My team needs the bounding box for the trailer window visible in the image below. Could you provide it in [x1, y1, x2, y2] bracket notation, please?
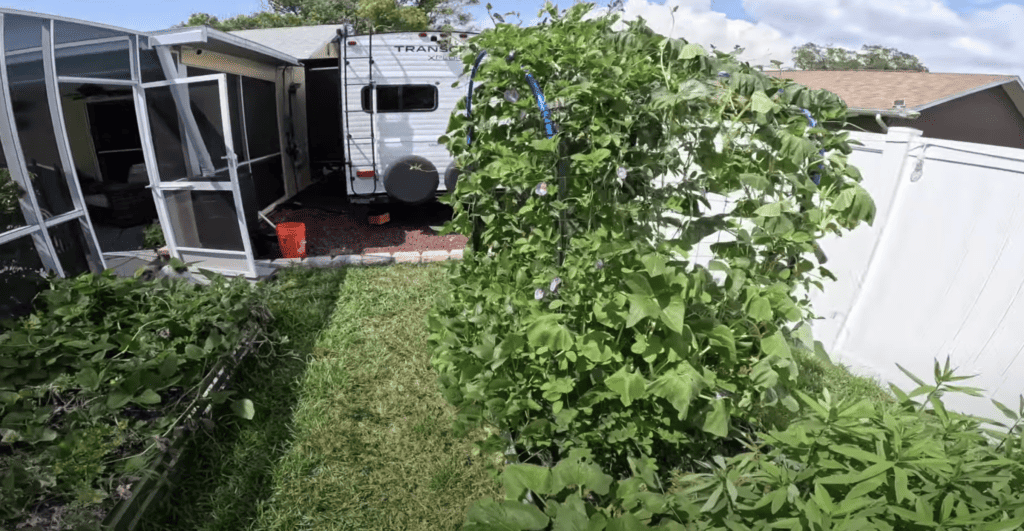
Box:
[361, 85, 438, 112]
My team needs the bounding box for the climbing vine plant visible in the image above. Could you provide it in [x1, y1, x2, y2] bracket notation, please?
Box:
[428, 2, 876, 478]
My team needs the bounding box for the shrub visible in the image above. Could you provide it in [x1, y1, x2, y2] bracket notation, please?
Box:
[427, 1, 874, 479]
[0, 268, 281, 527]
[464, 359, 1024, 530]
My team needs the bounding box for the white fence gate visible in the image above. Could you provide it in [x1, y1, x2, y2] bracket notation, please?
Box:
[809, 127, 1024, 424]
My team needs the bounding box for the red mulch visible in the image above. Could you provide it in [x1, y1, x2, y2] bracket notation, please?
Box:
[265, 203, 468, 257]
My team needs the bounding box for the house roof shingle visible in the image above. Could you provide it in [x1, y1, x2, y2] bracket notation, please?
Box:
[762, 70, 1020, 113]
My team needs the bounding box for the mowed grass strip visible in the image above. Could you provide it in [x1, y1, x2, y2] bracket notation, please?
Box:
[248, 263, 501, 531]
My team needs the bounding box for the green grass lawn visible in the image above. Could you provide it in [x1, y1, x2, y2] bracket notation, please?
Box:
[140, 261, 896, 530]
[141, 263, 501, 531]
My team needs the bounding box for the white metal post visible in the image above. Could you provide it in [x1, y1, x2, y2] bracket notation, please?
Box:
[43, 19, 109, 274]
[132, 35, 183, 261]
[0, 15, 63, 277]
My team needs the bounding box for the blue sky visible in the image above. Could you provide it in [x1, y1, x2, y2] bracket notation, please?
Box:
[1, 0, 1022, 75]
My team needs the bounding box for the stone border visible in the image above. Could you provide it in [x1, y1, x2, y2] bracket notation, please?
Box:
[262, 248, 464, 269]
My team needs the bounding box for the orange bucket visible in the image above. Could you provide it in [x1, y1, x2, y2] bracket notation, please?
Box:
[276, 222, 307, 258]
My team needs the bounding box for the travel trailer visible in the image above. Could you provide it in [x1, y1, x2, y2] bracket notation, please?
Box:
[232, 27, 477, 205]
[337, 31, 476, 205]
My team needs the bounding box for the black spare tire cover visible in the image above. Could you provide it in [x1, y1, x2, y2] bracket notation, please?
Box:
[444, 164, 459, 194]
[384, 156, 439, 204]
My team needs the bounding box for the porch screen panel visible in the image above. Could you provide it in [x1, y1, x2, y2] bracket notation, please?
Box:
[52, 21, 129, 45]
[143, 84, 190, 181]
[250, 155, 284, 210]
[47, 218, 92, 277]
[187, 68, 244, 163]
[242, 76, 279, 158]
[186, 81, 229, 177]
[4, 15, 74, 219]
[54, 39, 131, 80]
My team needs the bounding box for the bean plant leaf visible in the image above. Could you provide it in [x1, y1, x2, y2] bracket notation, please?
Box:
[527, 314, 574, 352]
[605, 367, 647, 407]
[702, 398, 730, 437]
[133, 389, 161, 405]
[750, 90, 776, 114]
[464, 498, 550, 530]
[76, 367, 100, 390]
[503, 464, 553, 500]
[678, 43, 707, 59]
[647, 363, 704, 420]
[761, 331, 792, 359]
[231, 398, 255, 420]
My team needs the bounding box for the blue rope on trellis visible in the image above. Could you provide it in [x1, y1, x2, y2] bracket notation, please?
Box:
[464, 49, 570, 267]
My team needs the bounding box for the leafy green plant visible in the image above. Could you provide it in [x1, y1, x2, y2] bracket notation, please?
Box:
[143, 222, 166, 249]
[464, 359, 1024, 530]
[427, 2, 874, 479]
[0, 268, 282, 528]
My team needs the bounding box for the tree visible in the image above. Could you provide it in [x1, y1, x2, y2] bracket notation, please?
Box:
[791, 42, 928, 72]
[183, 0, 478, 33]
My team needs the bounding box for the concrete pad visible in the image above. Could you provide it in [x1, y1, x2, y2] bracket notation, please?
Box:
[449, 249, 463, 260]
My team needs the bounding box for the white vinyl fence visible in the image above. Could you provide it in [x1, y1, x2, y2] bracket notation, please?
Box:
[655, 126, 1024, 424]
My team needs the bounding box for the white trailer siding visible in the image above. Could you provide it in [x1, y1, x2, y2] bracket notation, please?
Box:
[341, 33, 472, 203]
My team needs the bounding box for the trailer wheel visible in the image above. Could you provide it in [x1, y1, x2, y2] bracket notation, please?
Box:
[383, 156, 439, 205]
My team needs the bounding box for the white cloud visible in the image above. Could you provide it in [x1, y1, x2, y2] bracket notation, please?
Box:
[612, 0, 804, 70]
[742, 0, 1024, 75]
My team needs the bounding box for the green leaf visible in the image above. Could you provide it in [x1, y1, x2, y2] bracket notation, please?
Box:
[647, 362, 704, 420]
[754, 202, 787, 217]
[706, 325, 736, 359]
[659, 298, 686, 334]
[750, 90, 776, 114]
[76, 367, 100, 390]
[747, 296, 772, 322]
[813, 483, 834, 514]
[896, 363, 927, 387]
[106, 390, 131, 410]
[552, 494, 590, 531]
[702, 398, 729, 437]
[184, 344, 204, 359]
[607, 513, 648, 531]
[464, 498, 550, 530]
[761, 331, 792, 359]
[504, 464, 554, 500]
[605, 367, 647, 407]
[991, 398, 1018, 421]
[678, 43, 707, 60]
[231, 398, 255, 420]
[626, 293, 661, 329]
[133, 389, 161, 405]
[527, 314, 574, 352]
